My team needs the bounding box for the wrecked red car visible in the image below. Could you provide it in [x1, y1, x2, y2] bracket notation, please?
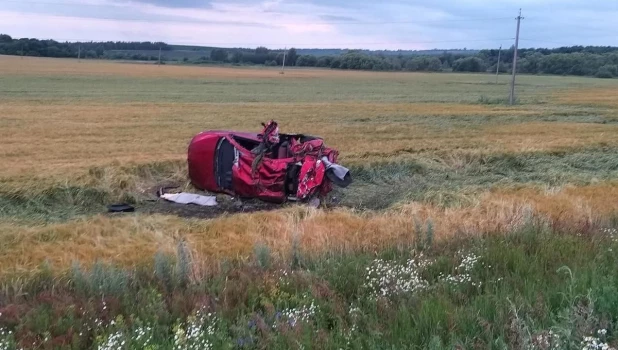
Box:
[188, 121, 351, 205]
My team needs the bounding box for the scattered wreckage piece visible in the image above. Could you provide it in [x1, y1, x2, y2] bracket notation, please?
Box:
[188, 120, 352, 205]
[107, 203, 135, 213]
[159, 192, 218, 206]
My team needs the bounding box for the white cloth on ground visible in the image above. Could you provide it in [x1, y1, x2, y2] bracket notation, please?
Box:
[160, 193, 217, 206]
[321, 157, 350, 181]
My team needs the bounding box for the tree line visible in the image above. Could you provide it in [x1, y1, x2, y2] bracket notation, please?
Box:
[209, 46, 299, 66]
[1, 34, 617, 78]
[0, 34, 170, 59]
[208, 45, 618, 78]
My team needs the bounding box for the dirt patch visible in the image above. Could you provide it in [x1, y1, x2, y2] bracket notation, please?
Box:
[117, 184, 286, 219]
[117, 181, 347, 219]
[139, 196, 283, 219]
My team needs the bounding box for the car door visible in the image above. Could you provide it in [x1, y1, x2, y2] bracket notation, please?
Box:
[226, 135, 288, 203]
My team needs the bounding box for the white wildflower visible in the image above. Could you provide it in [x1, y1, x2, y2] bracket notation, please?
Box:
[0, 327, 19, 350]
[581, 334, 615, 350]
[363, 255, 432, 298]
[601, 227, 618, 243]
[173, 307, 218, 350]
[277, 302, 318, 328]
[276, 269, 291, 287]
[440, 251, 482, 288]
[133, 326, 154, 348]
[348, 306, 361, 316]
[97, 330, 124, 350]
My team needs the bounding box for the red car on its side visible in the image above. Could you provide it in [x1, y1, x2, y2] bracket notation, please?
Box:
[187, 121, 351, 204]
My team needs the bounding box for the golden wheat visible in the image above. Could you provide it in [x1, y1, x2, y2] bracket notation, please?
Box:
[3, 102, 617, 184]
[2, 56, 618, 276]
[1, 181, 616, 275]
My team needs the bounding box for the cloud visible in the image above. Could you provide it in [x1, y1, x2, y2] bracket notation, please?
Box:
[0, 0, 617, 49]
[117, 0, 213, 8]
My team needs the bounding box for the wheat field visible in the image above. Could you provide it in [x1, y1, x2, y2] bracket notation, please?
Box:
[1, 55, 618, 275]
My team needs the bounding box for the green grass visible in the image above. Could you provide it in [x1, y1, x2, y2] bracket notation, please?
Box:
[1, 71, 616, 104]
[1, 225, 617, 349]
[2, 59, 618, 349]
[339, 147, 618, 209]
[3, 147, 618, 222]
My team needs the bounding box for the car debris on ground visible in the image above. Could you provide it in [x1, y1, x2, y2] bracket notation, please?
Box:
[187, 120, 352, 206]
[158, 191, 218, 206]
[107, 121, 350, 213]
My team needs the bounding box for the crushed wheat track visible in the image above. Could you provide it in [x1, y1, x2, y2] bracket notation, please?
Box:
[2, 55, 618, 275]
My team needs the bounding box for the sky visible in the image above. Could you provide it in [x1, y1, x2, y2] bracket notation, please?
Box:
[0, 0, 617, 50]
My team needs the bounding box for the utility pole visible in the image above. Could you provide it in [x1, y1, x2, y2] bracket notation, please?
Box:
[495, 45, 501, 84]
[281, 47, 287, 74]
[158, 46, 162, 65]
[509, 9, 524, 105]
[78, 45, 81, 61]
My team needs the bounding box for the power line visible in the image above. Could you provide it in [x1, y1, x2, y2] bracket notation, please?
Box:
[520, 37, 618, 46]
[7, 36, 516, 48]
[0, 2, 514, 25]
[274, 17, 515, 25]
[509, 9, 523, 105]
[185, 38, 516, 47]
[519, 39, 574, 46]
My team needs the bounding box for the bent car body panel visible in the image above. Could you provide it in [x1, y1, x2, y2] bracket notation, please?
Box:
[188, 127, 340, 204]
[188, 130, 259, 192]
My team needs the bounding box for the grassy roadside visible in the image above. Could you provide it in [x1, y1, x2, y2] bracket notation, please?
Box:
[3, 147, 618, 223]
[2, 57, 618, 349]
[1, 148, 618, 277]
[1, 224, 617, 349]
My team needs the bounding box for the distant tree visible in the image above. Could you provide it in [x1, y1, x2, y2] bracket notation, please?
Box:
[295, 55, 317, 66]
[240, 52, 256, 64]
[403, 56, 441, 71]
[210, 48, 228, 62]
[404, 59, 419, 71]
[247, 47, 268, 64]
[425, 57, 442, 71]
[183, 57, 189, 62]
[46, 46, 62, 57]
[487, 62, 508, 74]
[255, 46, 269, 55]
[275, 52, 285, 65]
[569, 64, 586, 76]
[230, 51, 244, 63]
[605, 64, 618, 76]
[3, 35, 618, 77]
[390, 57, 403, 70]
[286, 48, 298, 66]
[595, 65, 616, 78]
[607, 52, 618, 65]
[517, 52, 543, 73]
[95, 46, 105, 57]
[537, 53, 600, 75]
[439, 51, 454, 66]
[316, 56, 333, 67]
[452, 57, 486, 72]
[330, 57, 341, 68]
[264, 60, 278, 66]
